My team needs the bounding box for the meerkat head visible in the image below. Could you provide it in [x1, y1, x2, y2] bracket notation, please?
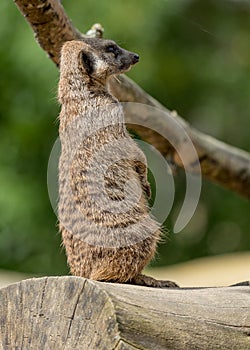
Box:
[59, 39, 139, 89]
[83, 38, 140, 80]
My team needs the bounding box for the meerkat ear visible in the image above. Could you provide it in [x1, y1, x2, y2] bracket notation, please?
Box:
[81, 51, 94, 75]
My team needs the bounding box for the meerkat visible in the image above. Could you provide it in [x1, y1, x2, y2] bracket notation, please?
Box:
[58, 38, 178, 288]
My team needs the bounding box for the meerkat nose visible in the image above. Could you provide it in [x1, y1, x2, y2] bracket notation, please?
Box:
[132, 54, 140, 63]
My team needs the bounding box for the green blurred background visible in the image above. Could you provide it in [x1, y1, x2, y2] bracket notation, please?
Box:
[0, 0, 249, 276]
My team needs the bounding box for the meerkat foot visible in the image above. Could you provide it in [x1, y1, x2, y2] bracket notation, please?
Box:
[130, 274, 179, 288]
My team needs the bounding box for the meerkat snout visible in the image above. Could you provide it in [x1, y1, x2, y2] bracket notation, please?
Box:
[132, 54, 140, 63]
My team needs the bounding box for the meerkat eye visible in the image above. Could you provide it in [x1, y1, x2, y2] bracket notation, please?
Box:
[106, 45, 116, 53]
[105, 44, 119, 58]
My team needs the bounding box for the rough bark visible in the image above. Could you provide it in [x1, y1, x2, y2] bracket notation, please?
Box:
[0, 276, 249, 350]
[13, 0, 250, 199]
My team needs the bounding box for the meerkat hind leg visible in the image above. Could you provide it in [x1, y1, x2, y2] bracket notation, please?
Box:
[130, 274, 179, 288]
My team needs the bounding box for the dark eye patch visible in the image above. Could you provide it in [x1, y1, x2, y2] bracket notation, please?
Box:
[105, 44, 120, 58]
[106, 45, 117, 53]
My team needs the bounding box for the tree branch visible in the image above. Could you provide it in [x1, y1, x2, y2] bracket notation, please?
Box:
[14, 0, 250, 199]
[14, 0, 83, 64]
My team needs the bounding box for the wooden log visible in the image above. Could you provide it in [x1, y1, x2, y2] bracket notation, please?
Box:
[0, 276, 249, 349]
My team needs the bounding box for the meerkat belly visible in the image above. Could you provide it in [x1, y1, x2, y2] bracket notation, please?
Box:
[59, 128, 153, 234]
[59, 130, 160, 281]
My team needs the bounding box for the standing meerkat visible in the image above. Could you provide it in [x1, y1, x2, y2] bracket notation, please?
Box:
[58, 38, 178, 288]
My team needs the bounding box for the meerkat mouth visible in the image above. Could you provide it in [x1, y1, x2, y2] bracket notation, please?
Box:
[119, 54, 139, 74]
[123, 66, 132, 73]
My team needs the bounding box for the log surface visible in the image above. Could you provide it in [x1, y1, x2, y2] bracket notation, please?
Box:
[0, 276, 249, 349]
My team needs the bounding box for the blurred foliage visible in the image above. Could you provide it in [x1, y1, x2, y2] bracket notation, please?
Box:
[0, 0, 249, 274]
